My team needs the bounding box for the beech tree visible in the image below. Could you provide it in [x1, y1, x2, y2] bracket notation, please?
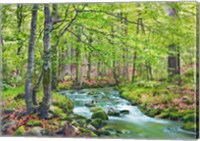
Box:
[38, 4, 52, 117]
[25, 4, 38, 114]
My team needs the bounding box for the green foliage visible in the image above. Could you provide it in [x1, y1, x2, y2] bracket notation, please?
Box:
[3, 86, 24, 100]
[13, 126, 26, 136]
[57, 82, 72, 90]
[181, 122, 196, 132]
[2, 86, 25, 110]
[27, 120, 43, 127]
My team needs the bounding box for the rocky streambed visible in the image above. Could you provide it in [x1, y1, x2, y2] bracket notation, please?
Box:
[59, 87, 196, 139]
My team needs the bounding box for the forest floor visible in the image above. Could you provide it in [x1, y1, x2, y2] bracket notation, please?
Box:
[0, 86, 99, 137]
[0, 79, 197, 136]
[0, 76, 117, 137]
[116, 81, 197, 132]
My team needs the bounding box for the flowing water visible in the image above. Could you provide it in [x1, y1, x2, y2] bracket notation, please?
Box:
[59, 87, 196, 139]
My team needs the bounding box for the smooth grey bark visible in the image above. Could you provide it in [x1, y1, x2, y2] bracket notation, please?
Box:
[87, 33, 93, 81]
[87, 52, 91, 81]
[97, 61, 101, 80]
[75, 26, 82, 87]
[16, 4, 23, 77]
[39, 4, 52, 117]
[25, 4, 38, 113]
[132, 51, 137, 83]
[111, 26, 119, 84]
[51, 44, 58, 90]
[51, 4, 59, 90]
[70, 45, 75, 80]
[132, 17, 140, 83]
[75, 47, 82, 87]
[123, 15, 129, 81]
[32, 72, 43, 105]
[16, 4, 23, 55]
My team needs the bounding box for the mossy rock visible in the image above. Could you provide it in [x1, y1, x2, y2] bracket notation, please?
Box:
[90, 107, 103, 112]
[107, 110, 120, 117]
[52, 93, 74, 114]
[77, 119, 87, 126]
[85, 103, 96, 107]
[13, 126, 26, 136]
[108, 112, 120, 117]
[27, 120, 43, 127]
[49, 105, 67, 119]
[78, 127, 97, 137]
[119, 110, 130, 115]
[90, 118, 104, 129]
[71, 120, 79, 127]
[181, 122, 196, 132]
[25, 127, 44, 136]
[70, 114, 87, 120]
[48, 120, 58, 126]
[91, 109, 108, 120]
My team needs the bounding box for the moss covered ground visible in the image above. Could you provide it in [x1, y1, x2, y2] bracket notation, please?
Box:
[116, 81, 197, 132]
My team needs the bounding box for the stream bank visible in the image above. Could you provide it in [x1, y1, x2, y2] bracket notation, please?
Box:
[59, 87, 196, 139]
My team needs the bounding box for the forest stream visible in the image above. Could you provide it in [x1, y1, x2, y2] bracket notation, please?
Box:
[59, 87, 196, 139]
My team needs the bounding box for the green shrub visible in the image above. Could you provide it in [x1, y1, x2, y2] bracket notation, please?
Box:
[13, 126, 26, 136]
[27, 120, 43, 127]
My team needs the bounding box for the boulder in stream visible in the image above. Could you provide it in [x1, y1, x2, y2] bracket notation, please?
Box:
[119, 110, 130, 115]
[91, 108, 108, 120]
[107, 109, 120, 117]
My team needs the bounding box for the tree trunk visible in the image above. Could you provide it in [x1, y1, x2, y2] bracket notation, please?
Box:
[75, 26, 82, 87]
[97, 61, 101, 80]
[124, 15, 129, 81]
[76, 47, 82, 87]
[16, 4, 23, 77]
[25, 4, 38, 114]
[132, 51, 137, 83]
[51, 45, 58, 90]
[51, 4, 59, 90]
[132, 17, 140, 83]
[70, 46, 74, 80]
[166, 5, 180, 82]
[111, 26, 119, 84]
[0, 5, 3, 128]
[168, 43, 180, 79]
[39, 4, 52, 118]
[87, 52, 91, 81]
[32, 72, 43, 105]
